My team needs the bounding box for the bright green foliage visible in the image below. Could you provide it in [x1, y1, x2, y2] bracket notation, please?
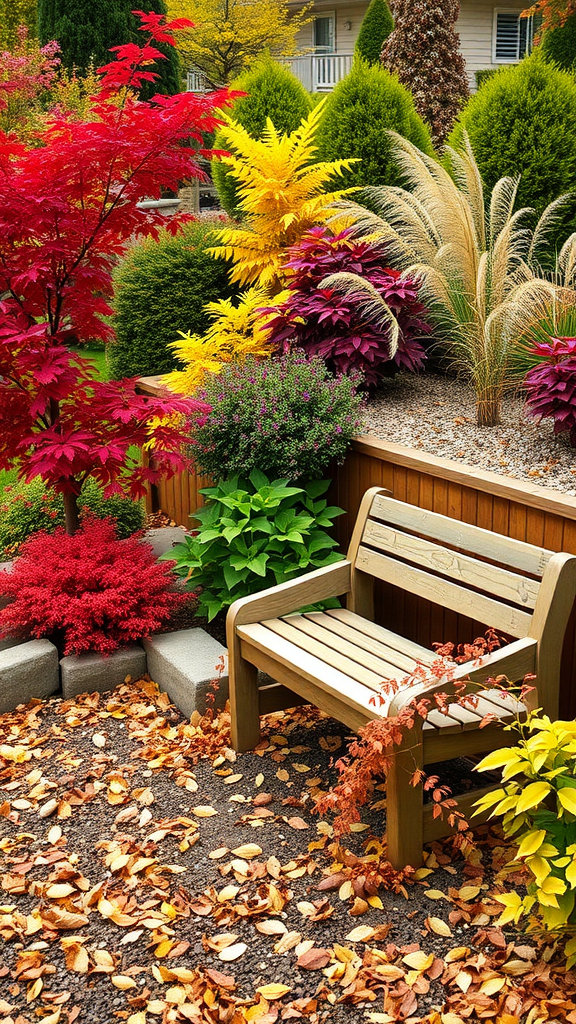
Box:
[0, 0, 37, 49]
[109, 221, 237, 380]
[475, 713, 576, 964]
[0, 477, 145, 558]
[164, 473, 343, 620]
[38, 0, 180, 95]
[212, 57, 312, 218]
[449, 51, 576, 214]
[317, 60, 434, 189]
[191, 353, 365, 482]
[355, 0, 393, 65]
[541, 12, 576, 70]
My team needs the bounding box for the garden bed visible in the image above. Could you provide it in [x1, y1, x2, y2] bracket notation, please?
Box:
[368, 372, 576, 496]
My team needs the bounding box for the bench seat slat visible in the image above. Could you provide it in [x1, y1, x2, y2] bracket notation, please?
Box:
[356, 545, 533, 639]
[325, 608, 437, 665]
[370, 494, 553, 578]
[237, 621, 384, 718]
[363, 519, 540, 610]
[303, 611, 420, 674]
[259, 617, 386, 692]
[283, 613, 407, 680]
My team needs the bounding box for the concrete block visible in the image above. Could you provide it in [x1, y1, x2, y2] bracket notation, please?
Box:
[0, 561, 14, 611]
[0, 636, 28, 653]
[144, 628, 228, 718]
[61, 644, 147, 699]
[142, 527, 188, 560]
[0, 639, 59, 714]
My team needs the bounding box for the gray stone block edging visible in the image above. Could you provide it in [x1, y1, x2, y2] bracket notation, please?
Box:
[60, 644, 147, 699]
[0, 639, 59, 714]
[144, 628, 228, 718]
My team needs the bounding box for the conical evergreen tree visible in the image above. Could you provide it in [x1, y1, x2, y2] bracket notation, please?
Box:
[381, 0, 469, 146]
[355, 0, 393, 65]
[38, 0, 180, 94]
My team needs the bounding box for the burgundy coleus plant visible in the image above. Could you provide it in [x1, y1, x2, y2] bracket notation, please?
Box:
[0, 12, 231, 533]
[524, 336, 576, 446]
[262, 226, 431, 387]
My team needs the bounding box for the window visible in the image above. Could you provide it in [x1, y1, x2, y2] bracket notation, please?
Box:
[493, 9, 534, 62]
[313, 14, 335, 53]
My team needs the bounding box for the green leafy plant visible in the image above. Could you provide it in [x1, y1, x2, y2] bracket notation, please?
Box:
[0, 477, 145, 558]
[190, 352, 365, 482]
[355, 0, 393, 65]
[317, 59, 434, 190]
[542, 12, 576, 71]
[449, 50, 576, 216]
[475, 713, 576, 965]
[109, 220, 238, 379]
[164, 472, 343, 620]
[211, 56, 312, 218]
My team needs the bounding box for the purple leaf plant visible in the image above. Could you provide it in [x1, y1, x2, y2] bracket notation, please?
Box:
[524, 336, 576, 446]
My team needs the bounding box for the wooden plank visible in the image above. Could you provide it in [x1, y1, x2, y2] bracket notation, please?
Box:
[356, 546, 533, 639]
[281, 613, 406, 681]
[325, 608, 436, 665]
[369, 495, 552, 577]
[259, 617, 386, 691]
[351, 435, 576, 522]
[229, 561, 351, 628]
[303, 610, 420, 674]
[258, 682, 309, 716]
[423, 722, 512, 762]
[363, 519, 540, 610]
[423, 785, 495, 842]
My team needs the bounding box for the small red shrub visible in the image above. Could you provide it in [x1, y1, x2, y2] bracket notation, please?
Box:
[0, 518, 182, 655]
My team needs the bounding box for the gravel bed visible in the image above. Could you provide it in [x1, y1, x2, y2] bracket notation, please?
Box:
[368, 373, 576, 496]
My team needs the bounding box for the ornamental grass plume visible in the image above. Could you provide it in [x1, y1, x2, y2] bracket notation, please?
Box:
[210, 102, 357, 291]
[327, 132, 576, 426]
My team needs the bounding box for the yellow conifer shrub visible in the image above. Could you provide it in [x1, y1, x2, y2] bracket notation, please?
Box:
[211, 102, 357, 290]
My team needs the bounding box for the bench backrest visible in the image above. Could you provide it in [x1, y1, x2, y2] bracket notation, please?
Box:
[346, 488, 556, 638]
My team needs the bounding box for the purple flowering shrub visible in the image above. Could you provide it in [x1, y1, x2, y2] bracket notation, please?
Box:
[524, 336, 576, 446]
[262, 226, 431, 387]
[190, 352, 366, 482]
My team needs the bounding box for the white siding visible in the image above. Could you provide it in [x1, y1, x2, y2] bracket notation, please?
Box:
[457, 0, 528, 83]
[293, 2, 366, 54]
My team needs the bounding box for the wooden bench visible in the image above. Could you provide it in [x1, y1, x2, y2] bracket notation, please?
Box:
[226, 487, 576, 867]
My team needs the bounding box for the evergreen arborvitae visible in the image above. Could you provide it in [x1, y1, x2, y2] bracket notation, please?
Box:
[541, 12, 576, 71]
[355, 0, 393, 65]
[38, 0, 180, 94]
[381, 0, 469, 147]
[212, 57, 312, 217]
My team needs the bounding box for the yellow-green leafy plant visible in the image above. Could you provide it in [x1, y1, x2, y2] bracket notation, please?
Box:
[329, 131, 576, 426]
[211, 102, 356, 291]
[162, 288, 281, 395]
[475, 713, 576, 965]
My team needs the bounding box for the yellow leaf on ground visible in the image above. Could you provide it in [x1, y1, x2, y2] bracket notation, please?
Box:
[426, 916, 452, 937]
[111, 975, 137, 990]
[192, 806, 217, 817]
[402, 951, 434, 971]
[219, 942, 247, 962]
[231, 844, 262, 859]
[256, 984, 291, 1000]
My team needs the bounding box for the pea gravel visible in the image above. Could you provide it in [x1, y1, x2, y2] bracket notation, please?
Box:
[367, 373, 576, 496]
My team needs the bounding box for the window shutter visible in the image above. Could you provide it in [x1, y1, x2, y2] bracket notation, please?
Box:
[495, 12, 520, 61]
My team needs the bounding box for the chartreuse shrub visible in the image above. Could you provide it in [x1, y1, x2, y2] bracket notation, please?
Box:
[211, 57, 313, 218]
[189, 352, 365, 481]
[355, 0, 394, 65]
[164, 472, 343, 621]
[317, 60, 434, 189]
[449, 51, 576, 214]
[0, 518, 181, 655]
[109, 221, 237, 380]
[0, 477, 145, 558]
[475, 714, 576, 964]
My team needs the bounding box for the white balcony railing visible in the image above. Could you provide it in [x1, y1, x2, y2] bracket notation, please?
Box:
[281, 52, 354, 92]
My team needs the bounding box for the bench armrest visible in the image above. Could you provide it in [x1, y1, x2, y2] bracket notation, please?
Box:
[226, 560, 352, 639]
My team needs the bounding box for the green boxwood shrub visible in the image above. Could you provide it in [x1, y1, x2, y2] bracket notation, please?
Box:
[449, 51, 576, 214]
[211, 57, 313, 218]
[109, 221, 237, 380]
[355, 0, 394, 65]
[474, 67, 504, 89]
[541, 13, 576, 72]
[0, 477, 145, 558]
[316, 60, 434, 189]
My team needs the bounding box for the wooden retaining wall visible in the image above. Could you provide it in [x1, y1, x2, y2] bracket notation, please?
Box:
[144, 419, 576, 718]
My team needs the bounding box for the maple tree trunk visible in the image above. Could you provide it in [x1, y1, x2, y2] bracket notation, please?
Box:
[63, 491, 80, 536]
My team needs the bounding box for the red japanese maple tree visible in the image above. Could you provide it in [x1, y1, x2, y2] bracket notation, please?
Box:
[0, 12, 230, 533]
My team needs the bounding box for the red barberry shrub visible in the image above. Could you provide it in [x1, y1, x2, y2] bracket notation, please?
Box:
[0, 518, 183, 656]
[262, 226, 431, 388]
[524, 336, 576, 446]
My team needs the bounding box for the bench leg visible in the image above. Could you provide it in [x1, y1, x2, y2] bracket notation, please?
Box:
[386, 736, 424, 870]
[229, 641, 261, 752]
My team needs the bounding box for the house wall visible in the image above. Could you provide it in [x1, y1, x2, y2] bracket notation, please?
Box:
[292, 0, 531, 86]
